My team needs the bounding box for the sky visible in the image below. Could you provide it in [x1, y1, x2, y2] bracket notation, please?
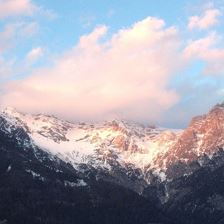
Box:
[0, 0, 224, 128]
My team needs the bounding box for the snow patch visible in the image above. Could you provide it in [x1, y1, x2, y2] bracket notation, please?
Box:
[26, 169, 45, 181]
[6, 165, 11, 173]
[64, 179, 87, 187]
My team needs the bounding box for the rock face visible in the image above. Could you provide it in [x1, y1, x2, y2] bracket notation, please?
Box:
[168, 105, 224, 164]
[153, 104, 224, 179]
[1, 104, 224, 224]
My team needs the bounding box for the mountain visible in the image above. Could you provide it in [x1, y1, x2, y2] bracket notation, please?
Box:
[1, 104, 224, 223]
[0, 107, 182, 193]
[0, 107, 175, 224]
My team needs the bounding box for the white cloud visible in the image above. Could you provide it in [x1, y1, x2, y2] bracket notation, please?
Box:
[0, 17, 184, 122]
[188, 8, 221, 30]
[0, 0, 36, 18]
[26, 47, 44, 63]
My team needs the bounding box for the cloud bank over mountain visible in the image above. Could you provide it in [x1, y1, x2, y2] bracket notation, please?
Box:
[0, 17, 184, 122]
[0, 1, 224, 126]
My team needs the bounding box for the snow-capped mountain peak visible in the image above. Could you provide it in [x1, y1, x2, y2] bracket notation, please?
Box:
[0, 107, 181, 179]
[2, 105, 224, 182]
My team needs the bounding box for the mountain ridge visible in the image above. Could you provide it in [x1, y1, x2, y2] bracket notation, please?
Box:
[0, 106, 183, 182]
[2, 105, 224, 182]
[1, 104, 224, 223]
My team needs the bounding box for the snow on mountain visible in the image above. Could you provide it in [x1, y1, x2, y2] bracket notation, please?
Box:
[3, 104, 224, 182]
[0, 107, 181, 179]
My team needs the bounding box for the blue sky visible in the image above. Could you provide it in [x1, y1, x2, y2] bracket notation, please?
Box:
[0, 0, 224, 128]
[0, 0, 204, 63]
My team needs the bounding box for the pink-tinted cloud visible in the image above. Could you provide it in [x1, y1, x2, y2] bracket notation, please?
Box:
[0, 0, 36, 18]
[0, 57, 14, 79]
[0, 17, 184, 122]
[188, 8, 221, 30]
[0, 21, 38, 53]
[26, 47, 44, 63]
[184, 32, 224, 75]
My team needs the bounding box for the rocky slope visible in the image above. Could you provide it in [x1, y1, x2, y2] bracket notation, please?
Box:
[156, 103, 224, 179]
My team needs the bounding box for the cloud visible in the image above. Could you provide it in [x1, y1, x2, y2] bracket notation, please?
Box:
[0, 0, 36, 18]
[0, 21, 40, 82]
[0, 0, 56, 20]
[184, 32, 224, 75]
[20, 21, 39, 37]
[26, 47, 44, 63]
[188, 8, 221, 30]
[161, 81, 223, 128]
[0, 21, 39, 53]
[0, 57, 15, 79]
[0, 17, 184, 123]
